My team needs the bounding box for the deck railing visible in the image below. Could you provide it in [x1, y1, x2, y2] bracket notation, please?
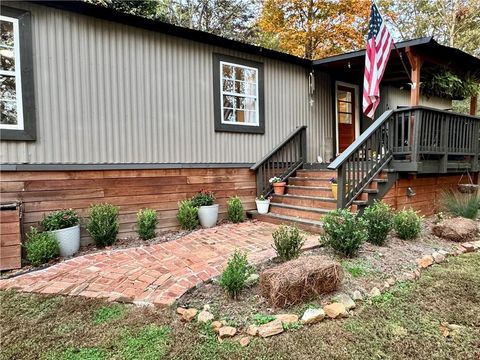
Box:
[251, 126, 307, 197]
[329, 107, 480, 208]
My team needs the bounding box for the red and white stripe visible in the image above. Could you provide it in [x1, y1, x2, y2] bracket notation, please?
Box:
[363, 21, 393, 119]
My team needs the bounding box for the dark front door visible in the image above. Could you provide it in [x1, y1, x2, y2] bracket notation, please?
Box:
[336, 85, 356, 153]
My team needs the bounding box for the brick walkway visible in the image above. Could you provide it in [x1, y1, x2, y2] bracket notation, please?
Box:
[0, 221, 318, 307]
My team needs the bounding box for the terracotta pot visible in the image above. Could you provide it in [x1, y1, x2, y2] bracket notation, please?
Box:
[272, 182, 286, 195]
[330, 183, 338, 199]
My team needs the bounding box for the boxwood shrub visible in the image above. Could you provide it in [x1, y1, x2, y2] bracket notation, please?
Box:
[24, 227, 60, 266]
[86, 203, 119, 247]
[362, 201, 394, 245]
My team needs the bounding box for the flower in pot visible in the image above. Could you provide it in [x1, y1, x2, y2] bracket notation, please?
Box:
[191, 190, 218, 228]
[269, 176, 286, 195]
[255, 194, 271, 214]
[329, 177, 338, 199]
[41, 209, 80, 257]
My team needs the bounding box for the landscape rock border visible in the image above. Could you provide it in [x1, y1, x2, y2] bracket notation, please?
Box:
[174, 240, 480, 344]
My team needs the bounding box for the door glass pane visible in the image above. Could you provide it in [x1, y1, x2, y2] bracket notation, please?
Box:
[338, 113, 352, 124]
[338, 101, 352, 113]
[0, 75, 16, 100]
[1, 100, 17, 125]
[337, 90, 351, 102]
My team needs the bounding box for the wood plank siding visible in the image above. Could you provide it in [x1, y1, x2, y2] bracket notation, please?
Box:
[0, 2, 334, 166]
[0, 168, 256, 245]
[0, 207, 22, 270]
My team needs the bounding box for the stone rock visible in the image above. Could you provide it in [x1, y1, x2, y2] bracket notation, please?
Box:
[432, 218, 478, 242]
[197, 310, 214, 323]
[218, 326, 237, 339]
[402, 272, 416, 281]
[324, 303, 348, 319]
[211, 321, 222, 333]
[414, 269, 421, 278]
[176, 307, 187, 315]
[461, 243, 475, 253]
[258, 319, 284, 338]
[472, 241, 480, 250]
[335, 293, 356, 310]
[182, 308, 198, 322]
[417, 255, 434, 268]
[432, 252, 446, 263]
[246, 324, 259, 336]
[300, 308, 325, 324]
[386, 278, 396, 286]
[275, 314, 299, 324]
[239, 336, 252, 347]
[351, 290, 363, 301]
[245, 273, 260, 287]
[369, 287, 381, 297]
[203, 304, 211, 311]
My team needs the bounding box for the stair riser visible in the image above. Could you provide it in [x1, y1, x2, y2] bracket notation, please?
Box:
[289, 178, 331, 187]
[287, 187, 334, 198]
[296, 170, 337, 179]
[271, 196, 336, 209]
[251, 213, 324, 234]
[270, 205, 327, 221]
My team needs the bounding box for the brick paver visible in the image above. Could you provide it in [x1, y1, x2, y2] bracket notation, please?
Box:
[0, 221, 318, 306]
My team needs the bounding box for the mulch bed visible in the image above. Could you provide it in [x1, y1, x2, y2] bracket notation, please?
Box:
[178, 215, 470, 328]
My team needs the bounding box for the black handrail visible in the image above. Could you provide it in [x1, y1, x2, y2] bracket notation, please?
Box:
[251, 125, 307, 196]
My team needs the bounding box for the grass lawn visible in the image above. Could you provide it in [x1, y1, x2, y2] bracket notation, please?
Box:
[1, 252, 479, 360]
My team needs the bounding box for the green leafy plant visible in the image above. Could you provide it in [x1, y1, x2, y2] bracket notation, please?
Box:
[393, 209, 423, 240]
[191, 190, 216, 207]
[283, 322, 303, 331]
[136, 208, 158, 240]
[226, 196, 245, 223]
[24, 227, 60, 266]
[440, 190, 479, 219]
[120, 325, 170, 360]
[272, 225, 305, 261]
[176, 200, 199, 230]
[321, 209, 368, 257]
[86, 203, 119, 247]
[93, 304, 126, 324]
[252, 313, 276, 325]
[219, 249, 252, 299]
[422, 68, 480, 100]
[362, 201, 394, 245]
[41, 209, 80, 231]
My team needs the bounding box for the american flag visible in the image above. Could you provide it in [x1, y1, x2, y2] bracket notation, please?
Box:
[363, 3, 394, 118]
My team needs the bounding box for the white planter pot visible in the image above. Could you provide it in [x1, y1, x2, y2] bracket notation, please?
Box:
[198, 204, 219, 228]
[256, 199, 270, 214]
[50, 224, 80, 257]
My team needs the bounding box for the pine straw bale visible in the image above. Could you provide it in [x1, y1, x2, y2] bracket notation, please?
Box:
[260, 256, 343, 308]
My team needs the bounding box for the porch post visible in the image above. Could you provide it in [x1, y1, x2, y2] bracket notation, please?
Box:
[405, 47, 423, 106]
[470, 94, 478, 115]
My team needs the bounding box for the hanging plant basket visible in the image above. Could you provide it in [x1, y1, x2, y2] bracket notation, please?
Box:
[457, 184, 479, 194]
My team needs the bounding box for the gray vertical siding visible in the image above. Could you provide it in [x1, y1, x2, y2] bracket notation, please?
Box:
[0, 2, 334, 165]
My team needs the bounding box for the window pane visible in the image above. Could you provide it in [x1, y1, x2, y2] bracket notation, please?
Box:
[223, 108, 234, 122]
[1, 100, 17, 125]
[234, 67, 245, 81]
[245, 98, 256, 111]
[223, 79, 234, 92]
[0, 75, 16, 100]
[337, 90, 351, 102]
[222, 64, 233, 79]
[338, 113, 352, 124]
[235, 80, 246, 94]
[245, 110, 257, 124]
[245, 83, 256, 96]
[244, 69, 256, 83]
[338, 101, 352, 113]
[0, 20, 14, 48]
[0, 48, 15, 71]
[223, 95, 235, 108]
[236, 97, 246, 109]
[235, 109, 245, 122]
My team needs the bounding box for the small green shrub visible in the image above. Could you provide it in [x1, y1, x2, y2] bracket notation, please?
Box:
[86, 203, 119, 247]
[252, 313, 276, 325]
[41, 209, 80, 231]
[227, 196, 245, 223]
[24, 227, 60, 266]
[136, 208, 158, 240]
[393, 209, 422, 240]
[321, 209, 368, 257]
[440, 190, 479, 219]
[191, 190, 216, 207]
[176, 200, 199, 230]
[219, 249, 252, 299]
[362, 201, 394, 245]
[272, 225, 305, 261]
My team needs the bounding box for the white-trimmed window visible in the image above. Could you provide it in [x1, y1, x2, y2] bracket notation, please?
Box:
[220, 61, 259, 126]
[213, 54, 264, 134]
[0, 15, 23, 130]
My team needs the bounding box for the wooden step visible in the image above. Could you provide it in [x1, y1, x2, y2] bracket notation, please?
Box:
[288, 177, 331, 187]
[286, 185, 334, 198]
[269, 203, 330, 221]
[248, 210, 324, 234]
[362, 188, 379, 194]
[271, 194, 336, 210]
[296, 169, 337, 179]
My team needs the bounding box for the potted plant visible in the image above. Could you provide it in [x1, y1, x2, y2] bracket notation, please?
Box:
[269, 176, 286, 195]
[41, 209, 80, 257]
[255, 194, 271, 214]
[329, 177, 338, 199]
[192, 190, 218, 228]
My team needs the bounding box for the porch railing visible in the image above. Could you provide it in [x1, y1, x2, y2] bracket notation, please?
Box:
[251, 125, 307, 197]
[328, 106, 480, 208]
